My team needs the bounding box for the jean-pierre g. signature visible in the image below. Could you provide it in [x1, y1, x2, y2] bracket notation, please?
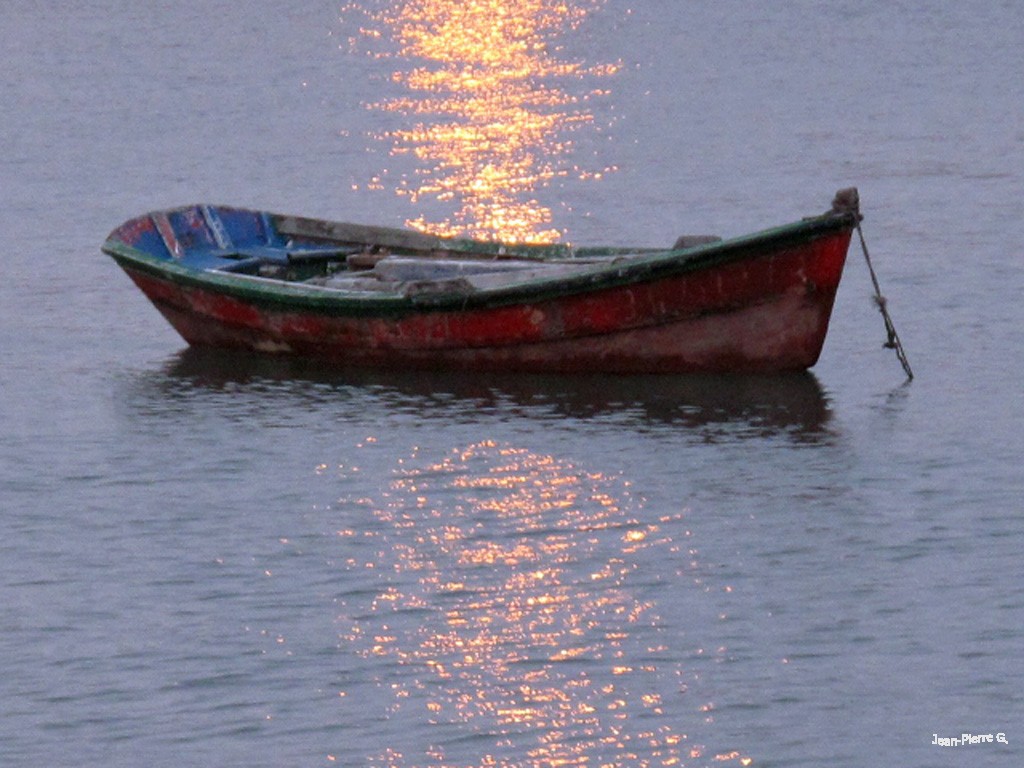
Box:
[932, 733, 1008, 747]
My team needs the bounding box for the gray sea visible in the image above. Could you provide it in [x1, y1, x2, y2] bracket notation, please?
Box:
[2, 1, 1022, 766]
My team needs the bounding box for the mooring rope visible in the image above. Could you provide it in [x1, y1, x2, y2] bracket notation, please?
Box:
[854, 220, 914, 380]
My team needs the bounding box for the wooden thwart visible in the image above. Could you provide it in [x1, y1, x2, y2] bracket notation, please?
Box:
[274, 214, 446, 253]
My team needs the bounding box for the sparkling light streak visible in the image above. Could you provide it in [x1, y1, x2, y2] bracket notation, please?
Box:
[329, 441, 756, 766]
[347, 0, 619, 243]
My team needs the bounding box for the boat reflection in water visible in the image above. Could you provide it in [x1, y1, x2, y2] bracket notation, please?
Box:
[330, 442, 754, 766]
[157, 348, 834, 441]
[351, 0, 619, 243]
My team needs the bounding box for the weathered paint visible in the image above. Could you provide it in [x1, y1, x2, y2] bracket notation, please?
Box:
[104, 201, 856, 373]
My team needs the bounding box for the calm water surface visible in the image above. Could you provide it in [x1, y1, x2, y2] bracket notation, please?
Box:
[2, 2, 1022, 766]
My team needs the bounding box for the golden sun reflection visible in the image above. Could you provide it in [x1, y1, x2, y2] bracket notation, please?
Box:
[331, 442, 756, 767]
[350, 0, 619, 243]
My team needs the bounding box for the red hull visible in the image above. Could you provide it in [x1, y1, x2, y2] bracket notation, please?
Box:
[120, 231, 851, 374]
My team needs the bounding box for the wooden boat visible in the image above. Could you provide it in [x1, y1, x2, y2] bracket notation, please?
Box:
[103, 189, 861, 373]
